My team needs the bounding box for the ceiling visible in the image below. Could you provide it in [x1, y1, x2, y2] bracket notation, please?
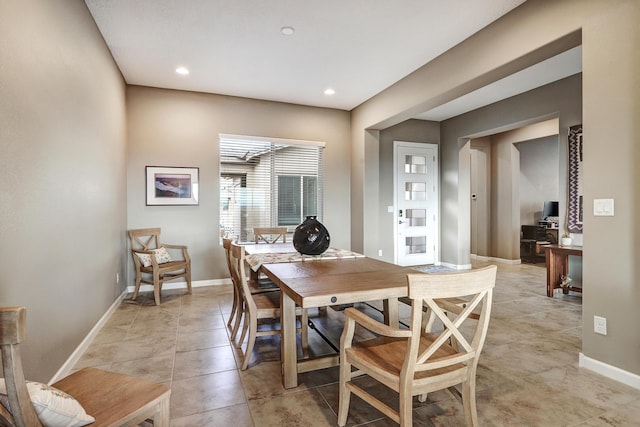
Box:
[85, 0, 581, 121]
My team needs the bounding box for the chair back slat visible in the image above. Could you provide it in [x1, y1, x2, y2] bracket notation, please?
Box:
[128, 228, 161, 251]
[253, 227, 287, 244]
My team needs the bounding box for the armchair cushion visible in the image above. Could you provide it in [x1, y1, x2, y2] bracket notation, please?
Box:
[0, 379, 95, 427]
[135, 246, 174, 267]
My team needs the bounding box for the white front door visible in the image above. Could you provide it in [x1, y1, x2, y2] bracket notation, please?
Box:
[394, 141, 438, 266]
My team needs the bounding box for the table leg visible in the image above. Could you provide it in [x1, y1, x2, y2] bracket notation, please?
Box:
[280, 291, 298, 389]
[546, 251, 555, 297]
[382, 297, 399, 327]
[546, 249, 570, 297]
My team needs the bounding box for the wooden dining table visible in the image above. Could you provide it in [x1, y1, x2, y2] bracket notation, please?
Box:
[244, 243, 421, 389]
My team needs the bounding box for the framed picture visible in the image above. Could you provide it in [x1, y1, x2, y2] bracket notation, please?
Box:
[146, 166, 199, 206]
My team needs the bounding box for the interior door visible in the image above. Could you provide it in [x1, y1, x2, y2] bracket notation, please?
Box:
[394, 142, 438, 266]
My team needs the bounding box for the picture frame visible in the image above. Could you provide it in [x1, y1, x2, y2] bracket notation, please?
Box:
[146, 166, 199, 206]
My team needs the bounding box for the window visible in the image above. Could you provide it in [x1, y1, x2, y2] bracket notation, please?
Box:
[219, 134, 324, 242]
[278, 175, 317, 226]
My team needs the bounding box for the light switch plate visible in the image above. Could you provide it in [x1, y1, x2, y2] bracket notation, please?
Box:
[593, 199, 614, 216]
[594, 315, 607, 335]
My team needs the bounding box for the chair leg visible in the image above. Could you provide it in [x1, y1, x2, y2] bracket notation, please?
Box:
[152, 394, 171, 427]
[399, 388, 413, 427]
[132, 272, 142, 300]
[462, 377, 479, 426]
[185, 265, 192, 294]
[422, 307, 436, 333]
[227, 288, 238, 328]
[153, 271, 161, 306]
[241, 316, 258, 370]
[300, 309, 309, 358]
[236, 305, 249, 348]
[337, 357, 352, 426]
[230, 299, 244, 342]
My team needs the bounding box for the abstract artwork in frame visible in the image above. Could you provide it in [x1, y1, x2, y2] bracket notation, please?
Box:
[567, 125, 583, 233]
[146, 166, 199, 206]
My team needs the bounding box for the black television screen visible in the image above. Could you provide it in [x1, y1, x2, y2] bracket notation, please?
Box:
[543, 201, 559, 218]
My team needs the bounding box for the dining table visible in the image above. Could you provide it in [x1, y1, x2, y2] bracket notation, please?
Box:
[243, 242, 422, 389]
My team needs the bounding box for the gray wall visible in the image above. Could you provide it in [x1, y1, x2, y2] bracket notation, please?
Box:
[518, 136, 559, 227]
[351, 0, 640, 377]
[377, 120, 441, 263]
[126, 86, 352, 286]
[0, 0, 127, 381]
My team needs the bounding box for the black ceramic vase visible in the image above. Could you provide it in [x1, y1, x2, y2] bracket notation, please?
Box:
[293, 216, 330, 255]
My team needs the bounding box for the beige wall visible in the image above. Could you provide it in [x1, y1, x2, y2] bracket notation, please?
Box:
[351, 0, 639, 377]
[0, 0, 127, 381]
[126, 87, 352, 285]
[3, 0, 638, 384]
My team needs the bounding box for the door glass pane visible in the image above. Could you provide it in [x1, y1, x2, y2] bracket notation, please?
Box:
[404, 182, 426, 200]
[406, 209, 426, 227]
[405, 236, 426, 254]
[404, 155, 426, 174]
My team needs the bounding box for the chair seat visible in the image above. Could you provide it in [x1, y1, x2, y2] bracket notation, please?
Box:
[52, 367, 170, 427]
[252, 290, 305, 317]
[347, 334, 462, 379]
[140, 260, 188, 273]
[252, 290, 281, 311]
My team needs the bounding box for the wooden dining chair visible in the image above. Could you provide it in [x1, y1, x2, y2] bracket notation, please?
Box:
[222, 238, 277, 342]
[253, 227, 288, 244]
[338, 265, 497, 427]
[229, 241, 308, 370]
[0, 306, 170, 427]
[128, 228, 191, 305]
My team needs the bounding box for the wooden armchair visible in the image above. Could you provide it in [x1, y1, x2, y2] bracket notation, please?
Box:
[253, 227, 287, 244]
[128, 228, 191, 305]
[0, 306, 170, 426]
[338, 265, 497, 427]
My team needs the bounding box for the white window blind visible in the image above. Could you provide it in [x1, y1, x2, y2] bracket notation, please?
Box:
[219, 134, 324, 242]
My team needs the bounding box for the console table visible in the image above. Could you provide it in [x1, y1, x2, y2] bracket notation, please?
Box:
[543, 244, 583, 297]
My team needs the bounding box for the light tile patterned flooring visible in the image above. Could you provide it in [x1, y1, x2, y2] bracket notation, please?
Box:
[73, 261, 640, 426]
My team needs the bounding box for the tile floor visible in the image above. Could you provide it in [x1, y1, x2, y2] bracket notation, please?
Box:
[73, 261, 640, 426]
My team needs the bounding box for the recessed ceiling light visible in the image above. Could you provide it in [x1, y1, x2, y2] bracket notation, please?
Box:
[175, 67, 190, 75]
[324, 88, 335, 95]
[281, 26, 295, 36]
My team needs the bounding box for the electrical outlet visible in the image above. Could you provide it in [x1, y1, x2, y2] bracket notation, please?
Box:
[594, 315, 607, 335]
[116, 273, 120, 284]
[378, 249, 383, 257]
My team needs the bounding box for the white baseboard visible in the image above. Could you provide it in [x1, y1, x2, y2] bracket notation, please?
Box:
[579, 352, 640, 390]
[439, 261, 472, 270]
[50, 279, 232, 384]
[126, 278, 231, 293]
[470, 254, 521, 265]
